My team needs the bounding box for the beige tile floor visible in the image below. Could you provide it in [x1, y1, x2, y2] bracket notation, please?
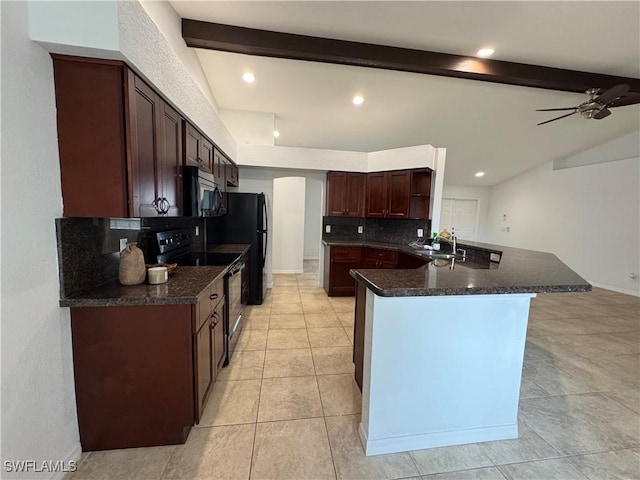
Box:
[69, 261, 640, 479]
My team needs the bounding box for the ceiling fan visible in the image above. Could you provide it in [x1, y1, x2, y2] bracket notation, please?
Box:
[536, 84, 640, 126]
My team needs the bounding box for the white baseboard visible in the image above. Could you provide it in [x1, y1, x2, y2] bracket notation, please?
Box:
[359, 421, 517, 456]
[589, 281, 640, 297]
[303, 257, 319, 261]
[272, 269, 304, 274]
[48, 442, 82, 480]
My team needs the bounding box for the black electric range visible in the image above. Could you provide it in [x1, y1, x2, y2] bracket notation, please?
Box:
[151, 230, 242, 268]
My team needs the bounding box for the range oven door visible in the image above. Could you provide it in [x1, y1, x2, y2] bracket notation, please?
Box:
[226, 261, 243, 364]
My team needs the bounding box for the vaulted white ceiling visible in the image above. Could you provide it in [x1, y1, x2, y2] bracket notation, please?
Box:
[170, 1, 640, 186]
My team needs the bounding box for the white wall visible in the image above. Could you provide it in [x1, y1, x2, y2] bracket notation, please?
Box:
[272, 178, 306, 274]
[220, 110, 275, 146]
[238, 167, 326, 284]
[138, 0, 218, 110]
[238, 144, 368, 171]
[442, 184, 491, 240]
[304, 179, 324, 260]
[485, 157, 640, 295]
[367, 144, 437, 171]
[28, 0, 236, 158]
[1, 2, 81, 477]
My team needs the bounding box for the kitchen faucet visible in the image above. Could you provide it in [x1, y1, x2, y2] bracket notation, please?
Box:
[436, 234, 457, 253]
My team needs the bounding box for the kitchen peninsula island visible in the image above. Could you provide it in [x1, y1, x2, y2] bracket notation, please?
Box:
[347, 240, 591, 456]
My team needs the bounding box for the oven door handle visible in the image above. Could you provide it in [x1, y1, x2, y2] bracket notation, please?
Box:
[230, 313, 242, 335]
[229, 262, 244, 276]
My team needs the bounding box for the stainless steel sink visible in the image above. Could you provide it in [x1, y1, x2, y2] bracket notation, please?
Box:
[415, 250, 458, 260]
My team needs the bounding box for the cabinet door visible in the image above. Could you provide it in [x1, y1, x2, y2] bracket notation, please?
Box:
[326, 172, 347, 215]
[213, 148, 225, 186]
[158, 102, 182, 216]
[212, 300, 226, 372]
[195, 318, 213, 422]
[184, 122, 200, 168]
[52, 57, 129, 218]
[200, 137, 214, 173]
[130, 75, 160, 217]
[387, 170, 411, 218]
[365, 172, 387, 218]
[344, 173, 365, 216]
[329, 261, 361, 296]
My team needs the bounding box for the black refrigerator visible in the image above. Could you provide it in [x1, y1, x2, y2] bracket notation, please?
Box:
[222, 193, 268, 304]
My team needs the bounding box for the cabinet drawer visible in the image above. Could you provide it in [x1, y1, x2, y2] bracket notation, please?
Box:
[365, 248, 398, 263]
[197, 279, 224, 329]
[331, 246, 362, 261]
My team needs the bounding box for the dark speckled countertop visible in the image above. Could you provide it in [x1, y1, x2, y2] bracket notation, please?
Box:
[60, 266, 227, 308]
[323, 239, 591, 297]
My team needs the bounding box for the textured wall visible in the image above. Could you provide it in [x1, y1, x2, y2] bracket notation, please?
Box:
[1, 2, 81, 477]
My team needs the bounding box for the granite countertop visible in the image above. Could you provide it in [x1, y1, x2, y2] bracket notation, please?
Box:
[60, 266, 227, 307]
[323, 239, 591, 297]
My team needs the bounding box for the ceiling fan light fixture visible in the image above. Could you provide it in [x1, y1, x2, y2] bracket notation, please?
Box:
[242, 72, 255, 83]
[353, 95, 364, 105]
[476, 48, 495, 58]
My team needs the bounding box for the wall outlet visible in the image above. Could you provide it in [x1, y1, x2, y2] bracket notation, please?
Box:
[503, 213, 508, 221]
[119, 238, 128, 253]
[195, 226, 199, 237]
[357, 226, 363, 234]
[325, 225, 331, 233]
[417, 228, 424, 238]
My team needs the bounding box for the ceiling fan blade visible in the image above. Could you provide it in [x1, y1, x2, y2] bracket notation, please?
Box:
[594, 84, 629, 105]
[593, 108, 611, 120]
[537, 111, 578, 126]
[536, 107, 577, 112]
[608, 93, 640, 108]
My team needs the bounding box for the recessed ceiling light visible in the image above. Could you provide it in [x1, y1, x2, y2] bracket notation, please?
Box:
[475, 171, 485, 177]
[353, 95, 364, 105]
[273, 130, 280, 138]
[476, 48, 495, 58]
[242, 72, 255, 83]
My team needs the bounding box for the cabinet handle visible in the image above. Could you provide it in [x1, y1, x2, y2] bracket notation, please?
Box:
[209, 293, 219, 300]
[159, 198, 170, 214]
[152, 197, 163, 214]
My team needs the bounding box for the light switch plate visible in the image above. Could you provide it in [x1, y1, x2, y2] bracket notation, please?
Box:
[417, 228, 424, 238]
[119, 238, 128, 253]
[325, 225, 331, 233]
[357, 226, 363, 234]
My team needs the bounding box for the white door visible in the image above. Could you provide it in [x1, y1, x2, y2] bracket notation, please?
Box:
[440, 198, 478, 240]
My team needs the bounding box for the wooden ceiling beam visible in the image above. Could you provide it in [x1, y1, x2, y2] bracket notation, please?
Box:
[182, 19, 640, 94]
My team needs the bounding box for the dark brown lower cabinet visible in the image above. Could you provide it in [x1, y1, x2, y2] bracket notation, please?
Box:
[71, 305, 194, 451]
[70, 280, 226, 451]
[354, 282, 367, 391]
[323, 246, 363, 296]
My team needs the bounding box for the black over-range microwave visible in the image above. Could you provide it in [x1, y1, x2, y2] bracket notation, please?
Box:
[183, 165, 223, 217]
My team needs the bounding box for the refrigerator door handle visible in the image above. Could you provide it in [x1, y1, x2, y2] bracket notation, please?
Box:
[262, 197, 268, 268]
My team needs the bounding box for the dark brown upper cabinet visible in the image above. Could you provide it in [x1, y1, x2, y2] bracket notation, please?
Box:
[225, 156, 239, 187]
[130, 76, 182, 217]
[184, 121, 214, 174]
[326, 172, 365, 217]
[53, 55, 182, 218]
[365, 170, 411, 219]
[409, 168, 432, 220]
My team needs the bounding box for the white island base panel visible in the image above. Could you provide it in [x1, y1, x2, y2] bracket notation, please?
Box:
[359, 289, 535, 456]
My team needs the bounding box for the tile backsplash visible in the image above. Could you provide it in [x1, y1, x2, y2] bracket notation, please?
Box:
[322, 216, 431, 244]
[56, 217, 205, 298]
